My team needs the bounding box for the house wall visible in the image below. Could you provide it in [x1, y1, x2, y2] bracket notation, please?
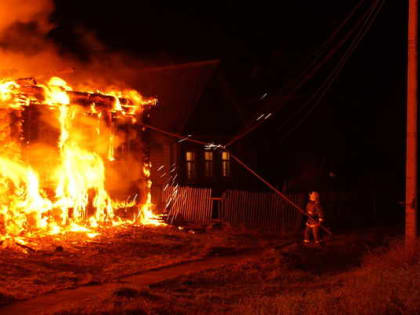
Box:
[150, 133, 178, 210]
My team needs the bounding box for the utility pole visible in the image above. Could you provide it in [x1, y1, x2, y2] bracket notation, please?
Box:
[405, 0, 418, 251]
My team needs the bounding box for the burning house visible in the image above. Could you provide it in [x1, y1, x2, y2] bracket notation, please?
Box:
[0, 76, 161, 241]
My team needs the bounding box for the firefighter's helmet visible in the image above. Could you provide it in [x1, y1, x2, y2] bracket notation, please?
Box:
[309, 191, 320, 202]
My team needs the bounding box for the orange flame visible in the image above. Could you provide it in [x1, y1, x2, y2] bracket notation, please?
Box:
[0, 76, 163, 241]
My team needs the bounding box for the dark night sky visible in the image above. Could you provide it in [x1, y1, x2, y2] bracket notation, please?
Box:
[49, 1, 406, 68]
[49, 0, 409, 199]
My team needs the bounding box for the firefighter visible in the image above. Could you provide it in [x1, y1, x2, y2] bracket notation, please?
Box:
[304, 191, 324, 245]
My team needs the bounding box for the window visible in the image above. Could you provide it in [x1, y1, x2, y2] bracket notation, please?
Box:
[204, 150, 214, 177]
[185, 151, 196, 180]
[185, 151, 195, 162]
[221, 151, 230, 161]
[221, 151, 230, 177]
[204, 151, 213, 161]
[205, 152, 213, 176]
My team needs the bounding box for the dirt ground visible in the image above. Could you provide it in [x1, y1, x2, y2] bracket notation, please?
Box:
[0, 223, 409, 314]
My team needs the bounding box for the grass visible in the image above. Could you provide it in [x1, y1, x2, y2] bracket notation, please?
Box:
[235, 241, 420, 315]
[189, 239, 420, 315]
[2, 225, 420, 314]
[102, 233, 420, 315]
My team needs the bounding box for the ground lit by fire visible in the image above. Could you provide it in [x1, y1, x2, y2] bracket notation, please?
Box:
[0, 226, 415, 315]
[0, 76, 163, 244]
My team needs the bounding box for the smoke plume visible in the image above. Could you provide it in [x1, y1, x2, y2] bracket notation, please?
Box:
[0, 0, 146, 89]
[0, 0, 72, 79]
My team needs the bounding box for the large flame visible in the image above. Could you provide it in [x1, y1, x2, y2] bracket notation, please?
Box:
[0, 76, 162, 241]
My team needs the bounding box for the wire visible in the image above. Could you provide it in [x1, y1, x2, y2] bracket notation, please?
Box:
[141, 121, 332, 234]
[139, 0, 385, 236]
[140, 122, 331, 232]
[224, 0, 382, 148]
[277, 0, 385, 144]
[229, 151, 332, 235]
[140, 123, 208, 146]
[274, 0, 368, 103]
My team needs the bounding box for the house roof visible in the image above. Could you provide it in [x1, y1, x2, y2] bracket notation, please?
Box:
[134, 59, 220, 134]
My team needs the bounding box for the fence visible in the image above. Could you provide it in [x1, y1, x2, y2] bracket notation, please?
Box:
[161, 186, 364, 232]
[220, 190, 305, 233]
[162, 186, 213, 225]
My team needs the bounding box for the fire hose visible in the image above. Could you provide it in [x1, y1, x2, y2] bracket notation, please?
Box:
[228, 152, 332, 235]
[140, 123, 332, 236]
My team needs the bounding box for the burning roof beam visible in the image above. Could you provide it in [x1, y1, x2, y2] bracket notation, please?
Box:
[2, 77, 157, 118]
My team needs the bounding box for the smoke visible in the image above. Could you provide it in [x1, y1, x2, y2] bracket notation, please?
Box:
[0, 0, 148, 88]
[0, 0, 53, 33]
[0, 0, 73, 78]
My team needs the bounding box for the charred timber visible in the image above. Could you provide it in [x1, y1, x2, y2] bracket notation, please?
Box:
[68, 91, 143, 109]
[17, 83, 148, 111]
[68, 91, 116, 109]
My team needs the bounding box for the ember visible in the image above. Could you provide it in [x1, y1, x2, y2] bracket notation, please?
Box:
[0, 76, 162, 242]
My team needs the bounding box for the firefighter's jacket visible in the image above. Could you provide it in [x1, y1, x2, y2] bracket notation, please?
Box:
[305, 201, 324, 227]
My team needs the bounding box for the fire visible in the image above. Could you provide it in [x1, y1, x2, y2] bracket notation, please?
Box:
[0, 76, 162, 242]
[139, 163, 164, 226]
[42, 77, 72, 106]
[0, 81, 18, 103]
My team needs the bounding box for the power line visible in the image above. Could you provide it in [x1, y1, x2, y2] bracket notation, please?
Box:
[140, 122, 332, 234]
[277, 0, 385, 144]
[229, 151, 332, 235]
[140, 123, 208, 146]
[140, 0, 385, 236]
[224, 0, 383, 148]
